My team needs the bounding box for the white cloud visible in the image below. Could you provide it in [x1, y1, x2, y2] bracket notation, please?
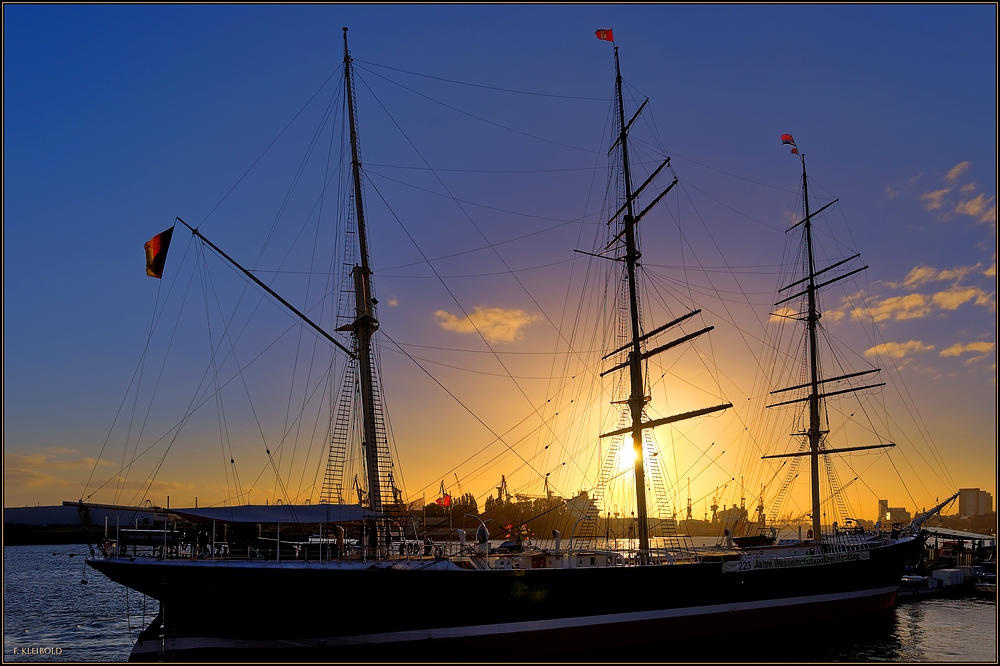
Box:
[919, 188, 951, 211]
[895, 263, 982, 288]
[955, 193, 996, 223]
[980, 202, 997, 225]
[940, 341, 995, 358]
[435, 306, 539, 343]
[855, 285, 994, 322]
[945, 161, 971, 182]
[824, 308, 845, 323]
[865, 340, 935, 359]
[854, 293, 930, 322]
[769, 306, 798, 322]
[931, 286, 993, 311]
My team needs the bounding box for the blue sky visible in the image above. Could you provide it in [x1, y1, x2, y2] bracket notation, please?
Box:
[4, 5, 996, 520]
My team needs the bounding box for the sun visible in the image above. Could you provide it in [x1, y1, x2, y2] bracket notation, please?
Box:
[618, 441, 638, 472]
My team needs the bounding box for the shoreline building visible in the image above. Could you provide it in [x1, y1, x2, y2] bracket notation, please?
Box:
[958, 488, 993, 518]
[877, 500, 911, 525]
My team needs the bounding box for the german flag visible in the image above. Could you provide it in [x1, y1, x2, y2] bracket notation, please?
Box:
[144, 227, 174, 278]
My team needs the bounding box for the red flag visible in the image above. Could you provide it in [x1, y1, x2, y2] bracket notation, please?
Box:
[144, 227, 174, 279]
[595, 29, 614, 42]
[781, 134, 798, 155]
[436, 494, 452, 507]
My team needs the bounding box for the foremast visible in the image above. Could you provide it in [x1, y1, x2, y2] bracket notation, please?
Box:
[765, 148, 891, 542]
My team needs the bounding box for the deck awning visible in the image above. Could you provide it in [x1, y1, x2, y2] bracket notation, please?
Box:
[170, 504, 378, 524]
[922, 526, 996, 544]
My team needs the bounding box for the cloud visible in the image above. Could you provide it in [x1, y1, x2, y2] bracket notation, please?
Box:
[919, 188, 951, 211]
[898, 266, 939, 288]
[386, 297, 399, 306]
[910, 162, 994, 224]
[2, 468, 80, 489]
[931, 286, 993, 311]
[855, 285, 994, 322]
[985, 263, 997, 278]
[895, 263, 982, 288]
[769, 305, 798, 322]
[940, 341, 995, 358]
[42, 446, 80, 456]
[980, 202, 997, 225]
[3, 450, 120, 490]
[865, 340, 934, 359]
[435, 306, 538, 343]
[955, 193, 997, 224]
[855, 293, 931, 322]
[4, 451, 113, 471]
[944, 161, 971, 182]
[882, 173, 922, 201]
[824, 308, 845, 323]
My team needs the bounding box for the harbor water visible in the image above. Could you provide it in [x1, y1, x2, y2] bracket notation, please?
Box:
[4, 543, 996, 662]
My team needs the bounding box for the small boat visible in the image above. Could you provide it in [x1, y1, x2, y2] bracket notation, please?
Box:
[973, 572, 997, 598]
[896, 574, 945, 601]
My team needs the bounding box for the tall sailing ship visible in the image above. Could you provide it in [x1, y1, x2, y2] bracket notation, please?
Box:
[87, 29, 928, 661]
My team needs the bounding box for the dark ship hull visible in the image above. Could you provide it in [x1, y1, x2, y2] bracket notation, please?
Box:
[88, 535, 917, 662]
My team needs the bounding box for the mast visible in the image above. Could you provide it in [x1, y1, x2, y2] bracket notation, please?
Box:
[343, 27, 384, 514]
[597, 44, 730, 563]
[801, 154, 824, 542]
[765, 145, 891, 541]
[614, 46, 652, 562]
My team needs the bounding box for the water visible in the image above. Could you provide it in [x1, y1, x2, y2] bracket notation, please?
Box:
[4, 543, 996, 662]
[4, 544, 152, 662]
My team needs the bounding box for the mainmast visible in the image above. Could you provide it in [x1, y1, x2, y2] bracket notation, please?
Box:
[598, 45, 730, 564]
[614, 46, 653, 562]
[343, 27, 385, 514]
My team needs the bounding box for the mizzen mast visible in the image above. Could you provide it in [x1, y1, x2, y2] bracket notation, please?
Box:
[802, 153, 824, 543]
[765, 142, 891, 541]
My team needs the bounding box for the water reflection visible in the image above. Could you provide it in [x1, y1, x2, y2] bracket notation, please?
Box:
[551, 599, 995, 663]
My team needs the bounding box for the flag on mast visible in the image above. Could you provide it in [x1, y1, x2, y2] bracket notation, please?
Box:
[595, 29, 614, 42]
[144, 227, 174, 278]
[781, 133, 799, 155]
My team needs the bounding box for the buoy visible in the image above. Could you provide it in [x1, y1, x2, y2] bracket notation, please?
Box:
[80, 579, 88, 585]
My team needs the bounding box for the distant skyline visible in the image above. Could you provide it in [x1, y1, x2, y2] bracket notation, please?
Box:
[4, 5, 996, 522]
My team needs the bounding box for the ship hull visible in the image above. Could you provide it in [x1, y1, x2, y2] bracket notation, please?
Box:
[88, 537, 916, 661]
